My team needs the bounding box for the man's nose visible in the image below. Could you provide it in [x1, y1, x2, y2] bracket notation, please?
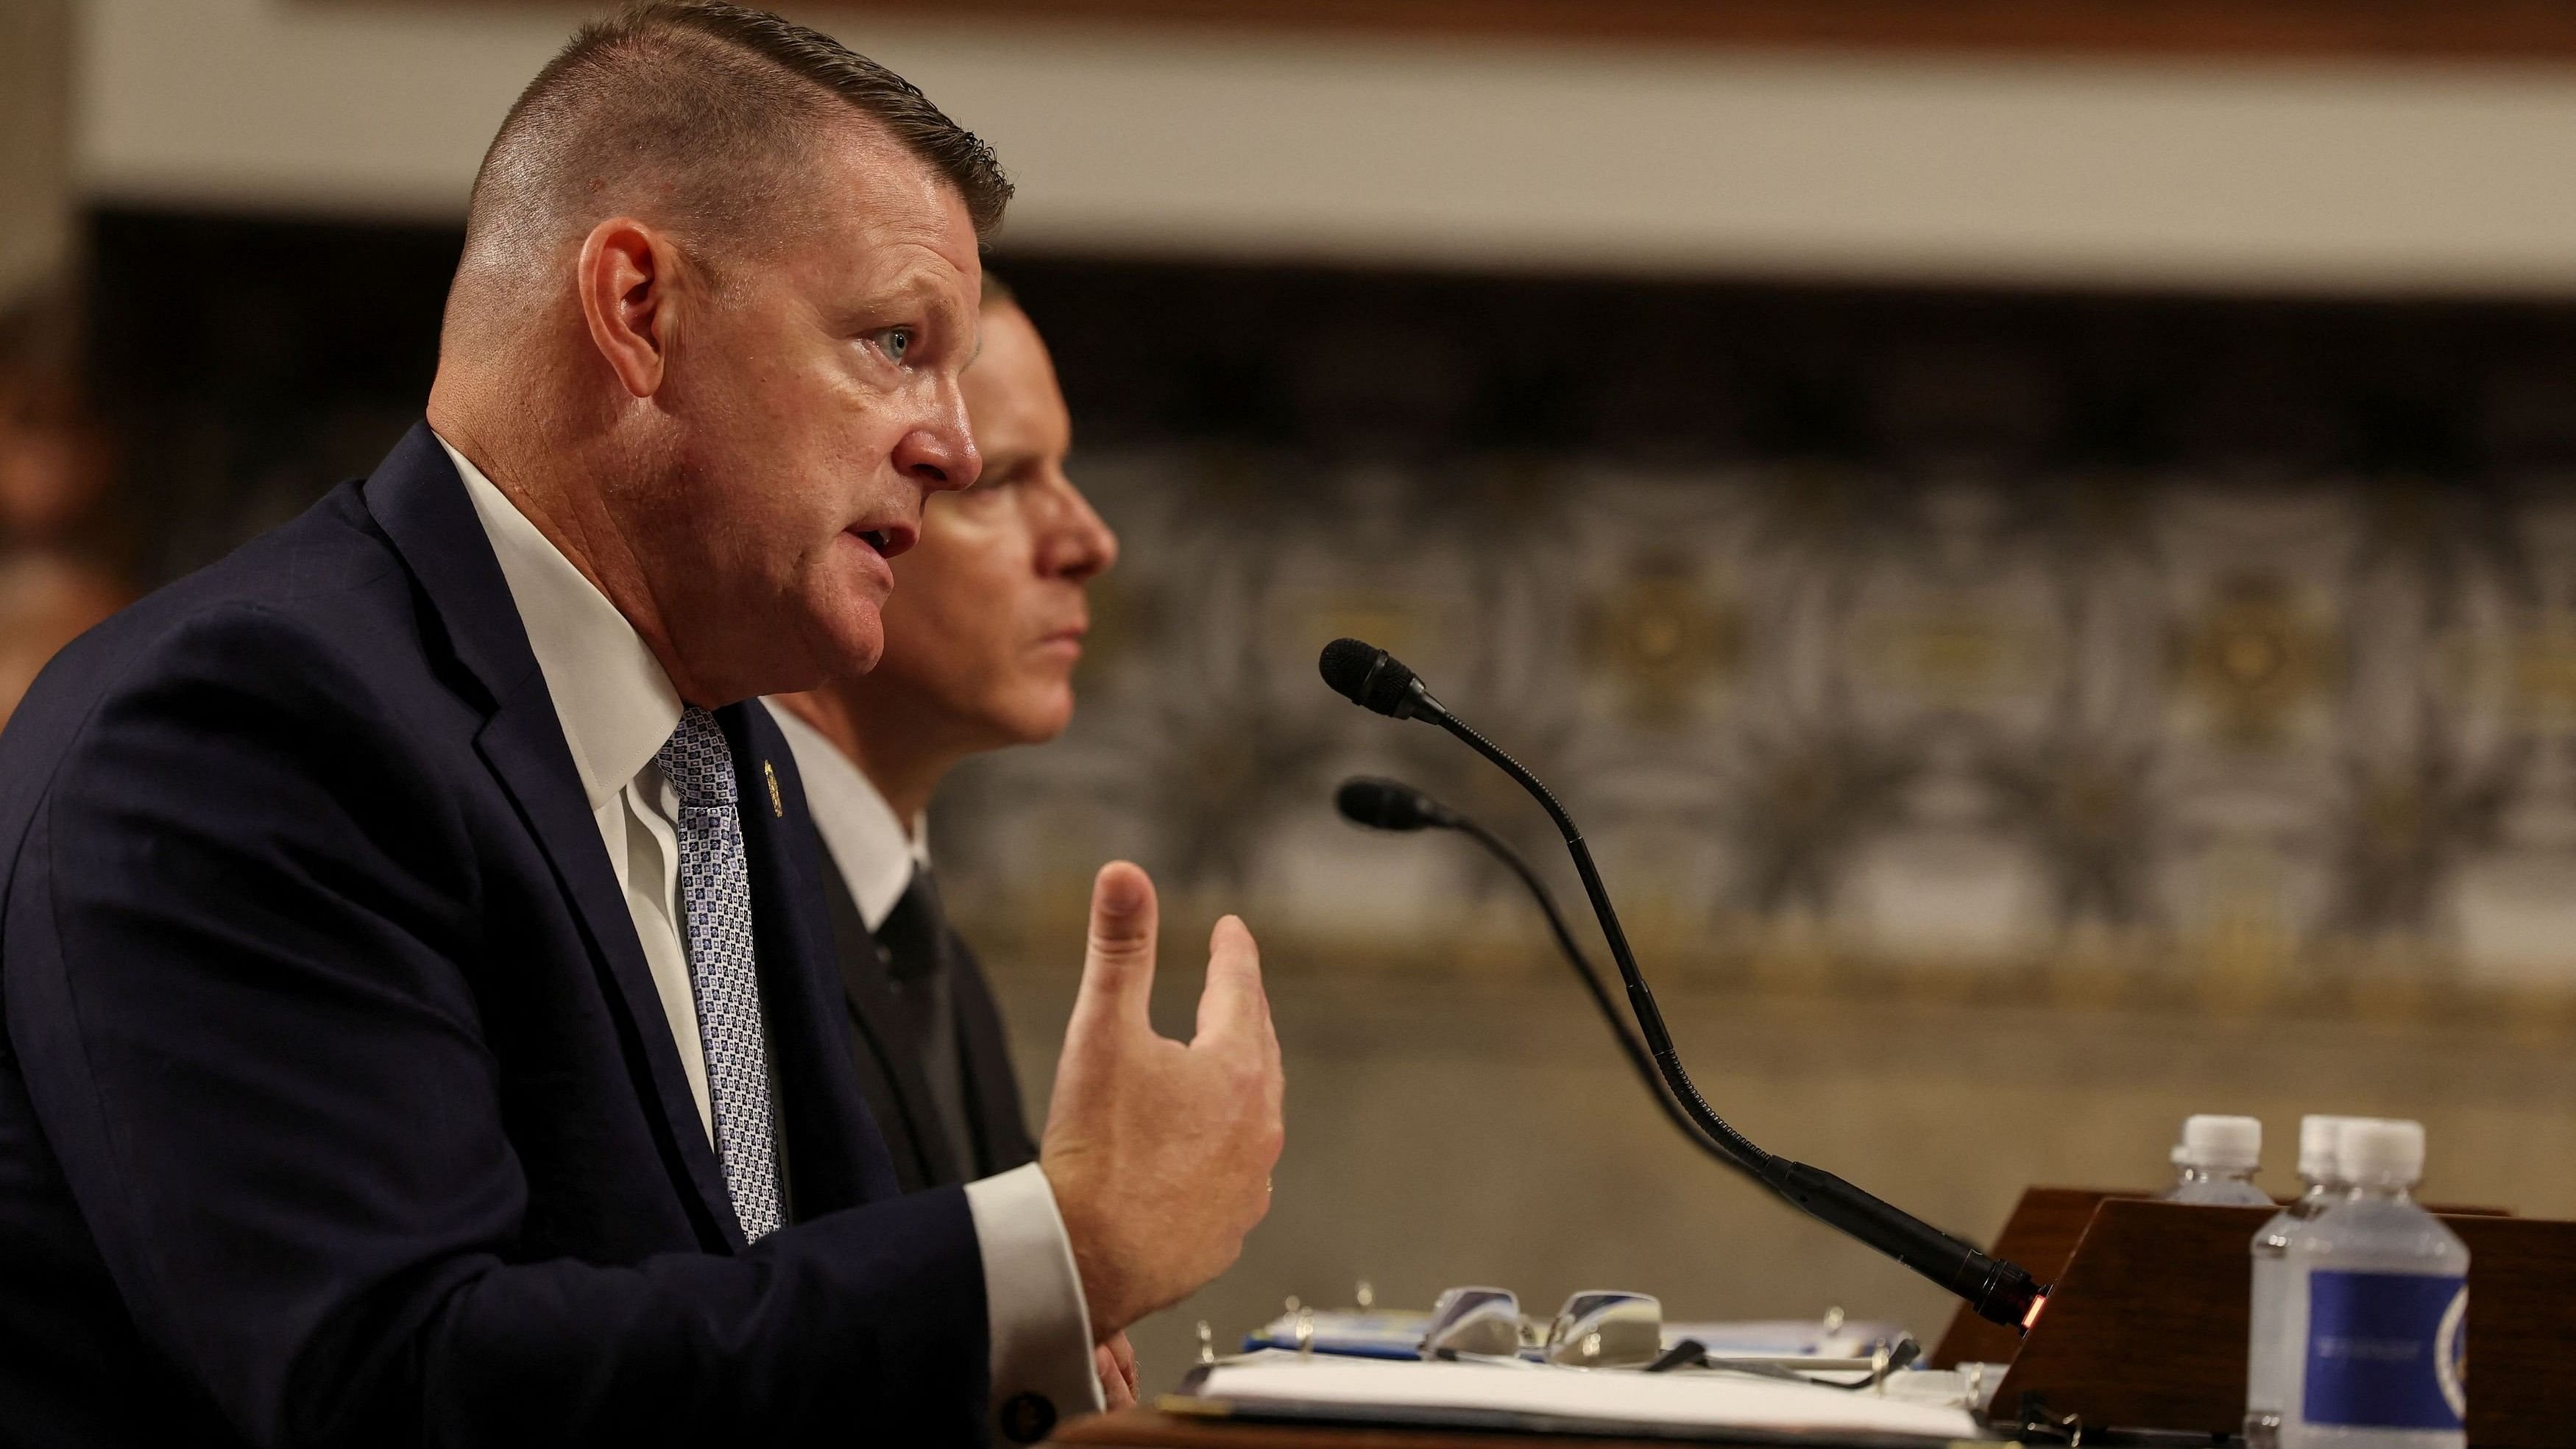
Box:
[1038, 478, 1119, 581]
[892, 417, 980, 495]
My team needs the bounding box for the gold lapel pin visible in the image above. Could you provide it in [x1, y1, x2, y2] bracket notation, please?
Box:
[762, 760, 784, 818]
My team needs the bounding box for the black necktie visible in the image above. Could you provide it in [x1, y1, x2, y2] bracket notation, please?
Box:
[870, 867, 978, 1180]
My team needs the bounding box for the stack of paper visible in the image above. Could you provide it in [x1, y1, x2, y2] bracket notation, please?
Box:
[1177, 1353, 1992, 1443]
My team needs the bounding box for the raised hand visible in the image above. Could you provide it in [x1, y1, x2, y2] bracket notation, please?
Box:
[1041, 862, 1284, 1341]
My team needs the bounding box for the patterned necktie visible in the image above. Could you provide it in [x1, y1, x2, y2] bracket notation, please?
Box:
[655, 705, 784, 1240]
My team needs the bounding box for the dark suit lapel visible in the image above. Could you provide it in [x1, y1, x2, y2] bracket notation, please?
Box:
[946, 936, 1037, 1176]
[361, 423, 743, 1247]
[815, 849, 956, 1191]
[723, 703, 901, 1211]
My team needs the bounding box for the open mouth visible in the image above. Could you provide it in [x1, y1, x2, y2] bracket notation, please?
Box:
[847, 520, 918, 559]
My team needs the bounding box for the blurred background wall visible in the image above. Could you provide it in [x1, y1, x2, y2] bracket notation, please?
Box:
[0, 0, 74, 306]
[24, 0, 2576, 1389]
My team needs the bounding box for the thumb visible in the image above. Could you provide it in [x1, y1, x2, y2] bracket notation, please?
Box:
[1071, 861, 1159, 1032]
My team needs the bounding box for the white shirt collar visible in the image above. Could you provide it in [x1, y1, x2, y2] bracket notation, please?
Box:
[763, 698, 927, 932]
[438, 433, 683, 807]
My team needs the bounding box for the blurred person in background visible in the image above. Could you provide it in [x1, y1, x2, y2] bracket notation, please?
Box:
[768, 271, 1128, 1397]
[0, 5, 1280, 1445]
[0, 336, 130, 724]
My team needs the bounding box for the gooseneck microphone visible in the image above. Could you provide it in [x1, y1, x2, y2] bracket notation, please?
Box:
[1319, 639, 2048, 1332]
[1336, 777, 1754, 1177]
[1331, 776, 1460, 834]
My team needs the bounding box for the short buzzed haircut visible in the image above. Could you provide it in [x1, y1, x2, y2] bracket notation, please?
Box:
[460, 1, 1011, 277]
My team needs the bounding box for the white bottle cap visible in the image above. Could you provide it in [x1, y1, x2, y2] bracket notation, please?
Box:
[2179, 1114, 2262, 1171]
[2338, 1119, 2425, 1186]
[2299, 1115, 2360, 1180]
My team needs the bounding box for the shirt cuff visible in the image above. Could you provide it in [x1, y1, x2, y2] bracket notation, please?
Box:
[965, 1161, 1103, 1440]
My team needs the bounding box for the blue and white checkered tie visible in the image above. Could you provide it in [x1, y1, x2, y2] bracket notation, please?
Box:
[657, 705, 784, 1240]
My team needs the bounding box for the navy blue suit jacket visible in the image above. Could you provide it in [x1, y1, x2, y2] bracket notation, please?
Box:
[0, 426, 988, 1446]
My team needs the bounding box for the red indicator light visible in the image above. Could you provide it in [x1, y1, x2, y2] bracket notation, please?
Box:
[2022, 1292, 2050, 1331]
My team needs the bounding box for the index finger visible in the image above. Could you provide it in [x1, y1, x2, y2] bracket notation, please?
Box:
[1192, 913, 1270, 1048]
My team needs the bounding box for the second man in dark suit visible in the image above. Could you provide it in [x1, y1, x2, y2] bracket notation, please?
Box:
[765, 274, 1133, 1393]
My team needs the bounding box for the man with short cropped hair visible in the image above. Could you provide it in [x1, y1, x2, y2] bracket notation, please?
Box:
[0, 5, 1281, 1445]
[768, 272, 1132, 1399]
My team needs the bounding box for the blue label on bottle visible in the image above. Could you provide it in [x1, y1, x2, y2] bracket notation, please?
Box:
[2302, 1270, 2467, 1430]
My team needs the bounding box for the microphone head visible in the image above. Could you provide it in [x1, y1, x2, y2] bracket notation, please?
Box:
[1334, 776, 1454, 832]
[1318, 637, 1387, 707]
[1318, 637, 1429, 718]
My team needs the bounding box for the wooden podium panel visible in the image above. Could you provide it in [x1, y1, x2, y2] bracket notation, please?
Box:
[1991, 1197, 2271, 1434]
[1926, 1186, 2134, 1370]
[2430, 1214, 2576, 1448]
[1975, 1193, 2576, 1447]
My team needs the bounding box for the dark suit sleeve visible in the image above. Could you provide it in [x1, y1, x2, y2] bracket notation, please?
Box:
[4, 606, 988, 1448]
[952, 949, 1040, 1175]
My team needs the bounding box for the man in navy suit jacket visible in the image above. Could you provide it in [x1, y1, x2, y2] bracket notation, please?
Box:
[0, 6, 1283, 1446]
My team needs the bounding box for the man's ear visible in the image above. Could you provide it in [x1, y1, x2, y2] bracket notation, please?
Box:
[577, 218, 677, 400]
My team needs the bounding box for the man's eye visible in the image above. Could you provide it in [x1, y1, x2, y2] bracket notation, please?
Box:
[871, 327, 914, 363]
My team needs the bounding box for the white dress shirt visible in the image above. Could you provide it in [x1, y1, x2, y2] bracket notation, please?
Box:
[438, 436, 1100, 1426]
[765, 701, 924, 934]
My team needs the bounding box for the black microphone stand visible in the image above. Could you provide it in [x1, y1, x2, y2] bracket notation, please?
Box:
[1451, 815, 1722, 1155]
[1320, 639, 2048, 1333]
[1340, 780, 1760, 1181]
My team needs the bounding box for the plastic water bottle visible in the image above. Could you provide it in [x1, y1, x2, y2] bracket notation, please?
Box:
[2279, 1120, 2467, 1449]
[2247, 1116, 2362, 1448]
[2162, 1114, 2271, 1205]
